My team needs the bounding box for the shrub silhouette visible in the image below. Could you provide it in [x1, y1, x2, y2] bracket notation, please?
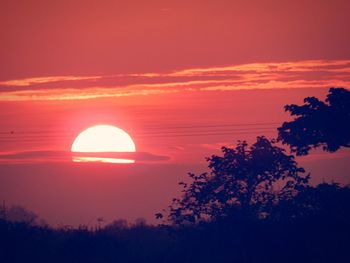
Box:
[278, 87, 350, 155]
[0, 204, 46, 226]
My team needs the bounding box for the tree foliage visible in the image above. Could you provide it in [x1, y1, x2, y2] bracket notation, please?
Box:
[0, 205, 45, 226]
[167, 137, 309, 224]
[278, 87, 350, 155]
[274, 183, 350, 222]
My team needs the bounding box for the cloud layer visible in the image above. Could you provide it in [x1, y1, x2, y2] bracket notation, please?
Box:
[0, 151, 170, 164]
[0, 60, 349, 101]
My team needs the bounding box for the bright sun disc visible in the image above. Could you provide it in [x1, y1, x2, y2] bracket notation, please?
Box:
[71, 125, 136, 163]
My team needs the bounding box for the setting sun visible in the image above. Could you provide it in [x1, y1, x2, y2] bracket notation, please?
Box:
[71, 125, 136, 153]
[71, 125, 136, 163]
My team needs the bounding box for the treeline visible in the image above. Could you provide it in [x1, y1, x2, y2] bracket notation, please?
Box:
[1, 183, 350, 263]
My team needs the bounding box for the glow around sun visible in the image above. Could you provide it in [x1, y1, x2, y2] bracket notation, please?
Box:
[71, 125, 136, 163]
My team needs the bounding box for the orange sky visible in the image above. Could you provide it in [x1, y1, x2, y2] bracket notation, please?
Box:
[0, 1, 349, 226]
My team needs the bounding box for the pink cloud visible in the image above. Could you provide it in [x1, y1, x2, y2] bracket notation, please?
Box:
[0, 60, 349, 101]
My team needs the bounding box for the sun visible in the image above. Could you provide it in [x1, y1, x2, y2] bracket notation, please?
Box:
[71, 125, 136, 163]
[72, 125, 136, 152]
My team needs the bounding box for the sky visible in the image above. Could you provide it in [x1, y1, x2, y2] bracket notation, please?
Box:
[0, 0, 350, 226]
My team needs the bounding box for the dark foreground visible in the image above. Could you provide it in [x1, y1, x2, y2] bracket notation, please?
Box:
[1, 183, 349, 263]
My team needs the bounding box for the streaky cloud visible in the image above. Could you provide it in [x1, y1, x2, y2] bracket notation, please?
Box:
[0, 60, 349, 101]
[0, 150, 170, 164]
[0, 75, 101, 87]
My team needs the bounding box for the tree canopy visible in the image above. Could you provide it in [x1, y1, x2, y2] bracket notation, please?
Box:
[278, 87, 350, 155]
[166, 137, 309, 224]
[162, 87, 350, 225]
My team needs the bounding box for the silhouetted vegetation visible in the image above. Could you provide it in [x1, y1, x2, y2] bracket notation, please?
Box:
[278, 87, 350, 155]
[165, 137, 309, 225]
[1, 182, 350, 263]
[1, 88, 349, 262]
[0, 204, 46, 226]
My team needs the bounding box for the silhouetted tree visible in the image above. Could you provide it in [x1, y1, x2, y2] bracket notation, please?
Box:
[0, 204, 45, 226]
[274, 182, 350, 222]
[134, 217, 147, 227]
[166, 137, 309, 224]
[104, 219, 128, 230]
[278, 87, 350, 155]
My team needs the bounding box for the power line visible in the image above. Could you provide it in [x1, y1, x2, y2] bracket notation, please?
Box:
[136, 130, 276, 138]
[0, 122, 280, 142]
[0, 130, 277, 142]
[0, 121, 279, 135]
[0, 127, 277, 139]
[139, 122, 280, 130]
